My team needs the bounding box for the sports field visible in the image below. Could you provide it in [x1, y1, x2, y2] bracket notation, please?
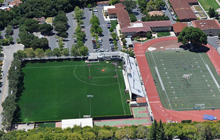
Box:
[16, 60, 131, 123]
[146, 50, 220, 111]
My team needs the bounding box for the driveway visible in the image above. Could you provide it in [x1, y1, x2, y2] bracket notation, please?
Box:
[95, 7, 122, 51]
[66, 12, 77, 53]
[0, 44, 24, 128]
[132, 5, 144, 21]
[164, 0, 176, 24]
[83, 8, 93, 52]
[208, 36, 219, 50]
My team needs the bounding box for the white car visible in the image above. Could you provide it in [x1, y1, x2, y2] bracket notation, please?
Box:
[94, 9, 98, 12]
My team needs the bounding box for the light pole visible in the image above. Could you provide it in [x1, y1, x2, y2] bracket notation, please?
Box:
[87, 95, 93, 117]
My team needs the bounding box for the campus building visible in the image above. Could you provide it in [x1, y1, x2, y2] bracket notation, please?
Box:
[105, 3, 172, 38]
[172, 22, 188, 35]
[192, 20, 220, 36]
[169, 0, 198, 21]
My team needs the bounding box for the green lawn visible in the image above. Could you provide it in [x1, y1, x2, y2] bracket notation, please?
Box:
[157, 32, 170, 37]
[16, 60, 131, 123]
[198, 0, 219, 11]
[110, 20, 118, 29]
[146, 50, 220, 111]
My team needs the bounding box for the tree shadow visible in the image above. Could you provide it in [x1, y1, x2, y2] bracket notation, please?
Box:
[12, 71, 25, 123]
[179, 44, 210, 53]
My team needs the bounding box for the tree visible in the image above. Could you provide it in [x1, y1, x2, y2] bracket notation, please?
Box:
[8, 37, 13, 44]
[68, 132, 83, 140]
[146, 32, 152, 39]
[71, 45, 80, 56]
[74, 6, 84, 22]
[87, 4, 92, 8]
[178, 27, 207, 47]
[53, 48, 61, 57]
[16, 50, 26, 59]
[25, 48, 35, 58]
[158, 120, 165, 140]
[129, 13, 137, 22]
[150, 119, 158, 140]
[109, 0, 120, 5]
[34, 48, 45, 58]
[208, 7, 215, 18]
[83, 132, 96, 140]
[109, 27, 114, 32]
[24, 19, 39, 33]
[39, 23, 53, 35]
[97, 129, 113, 139]
[54, 22, 67, 34]
[5, 25, 13, 36]
[79, 46, 88, 56]
[123, 0, 137, 13]
[31, 37, 49, 50]
[136, 125, 148, 139]
[9, 18, 19, 27]
[63, 48, 69, 56]
[45, 49, 53, 57]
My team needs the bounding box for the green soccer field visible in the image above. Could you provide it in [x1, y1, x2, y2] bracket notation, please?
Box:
[146, 50, 220, 111]
[16, 60, 131, 123]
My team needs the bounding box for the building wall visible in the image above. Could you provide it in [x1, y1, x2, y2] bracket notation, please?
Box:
[151, 26, 172, 32]
[109, 13, 117, 18]
[202, 29, 220, 36]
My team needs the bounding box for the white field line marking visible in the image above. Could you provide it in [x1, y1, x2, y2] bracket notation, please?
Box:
[199, 54, 220, 90]
[150, 52, 173, 110]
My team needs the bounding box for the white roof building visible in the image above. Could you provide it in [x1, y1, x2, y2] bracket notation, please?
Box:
[61, 118, 93, 129]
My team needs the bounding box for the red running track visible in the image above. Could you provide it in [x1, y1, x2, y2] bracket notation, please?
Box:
[134, 37, 220, 123]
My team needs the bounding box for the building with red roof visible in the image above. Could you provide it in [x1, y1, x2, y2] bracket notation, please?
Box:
[173, 22, 188, 35]
[169, 0, 198, 21]
[192, 20, 220, 36]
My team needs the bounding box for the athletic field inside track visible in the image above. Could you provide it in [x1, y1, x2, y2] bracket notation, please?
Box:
[146, 50, 220, 111]
[16, 60, 131, 123]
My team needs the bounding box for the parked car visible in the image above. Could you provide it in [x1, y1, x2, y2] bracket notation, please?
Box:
[99, 48, 104, 52]
[106, 49, 109, 52]
[94, 9, 98, 12]
[63, 38, 71, 41]
[107, 24, 111, 28]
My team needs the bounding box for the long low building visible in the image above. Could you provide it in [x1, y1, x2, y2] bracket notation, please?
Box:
[192, 20, 220, 36]
[105, 3, 172, 37]
[169, 0, 198, 21]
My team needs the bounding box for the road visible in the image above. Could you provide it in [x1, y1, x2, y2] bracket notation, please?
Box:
[208, 36, 219, 50]
[164, 0, 176, 24]
[83, 8, 93, 52]
[0, 44, 24, 129]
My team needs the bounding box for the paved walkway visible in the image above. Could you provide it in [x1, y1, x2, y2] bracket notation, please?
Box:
[0, 44, 24, 129]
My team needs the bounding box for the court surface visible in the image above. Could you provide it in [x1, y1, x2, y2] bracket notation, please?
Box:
[146, 50, 220, 111]
[16, 60, 131, 123]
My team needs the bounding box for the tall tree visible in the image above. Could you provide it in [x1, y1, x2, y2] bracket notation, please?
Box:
[208, 7, 215, 18]
[39, 23, 53, 35]
[150, 119, 158, 140]
[63, 48, 69, 56]
[34, 48, 45, 58]
[123, 0, 137, 13]
[158, 120, 165, 140]
[178, 27, 207, 47]
[53, 48, 61, 57]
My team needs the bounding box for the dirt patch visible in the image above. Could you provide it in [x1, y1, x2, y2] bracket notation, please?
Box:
[146, 40, 182, 52]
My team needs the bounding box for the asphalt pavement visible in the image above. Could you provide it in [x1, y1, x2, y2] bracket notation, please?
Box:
[66, 12, 77, 53]
[0, 44, 24, 129]
[208, 36, 219, 50]
[82, 8, 93, 52]
[132, 6, 144, 21]
[164, 0, 176, 24]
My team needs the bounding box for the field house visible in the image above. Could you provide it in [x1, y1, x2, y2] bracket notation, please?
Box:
[134, 37, 220, 122]
[15, 52, 151, 128]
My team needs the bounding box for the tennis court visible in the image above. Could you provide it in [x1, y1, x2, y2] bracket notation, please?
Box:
[146, 50, 220, 111]
[16, 60, 131, 123]
[94, 118, 150, 127]
[132, 107, 148, 118]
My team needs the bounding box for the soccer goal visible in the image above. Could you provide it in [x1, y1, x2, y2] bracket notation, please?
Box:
[194, 104, 205, 110]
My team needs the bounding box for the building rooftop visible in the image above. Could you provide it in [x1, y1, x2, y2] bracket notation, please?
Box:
[97, 1, 109, 5]
[173, 22, 188, 34]
[136, 97, 147, 104]
[169, 0, 198, 21]
[192, 20, 220, 30]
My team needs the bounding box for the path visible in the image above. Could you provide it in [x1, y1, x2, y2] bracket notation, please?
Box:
[0, 44, 24, 129]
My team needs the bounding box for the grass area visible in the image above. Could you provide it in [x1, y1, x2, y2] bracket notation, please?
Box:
[110, 20, 118, 29]
[146, 50, 220, 111]
[194, 5, 203, 11]
[198, 0, 220, 11]
[45, 17, 53, 24]
[38, 122, 55, 128]
[16, 60, 131, 123]
[157, 32, 170, 37]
